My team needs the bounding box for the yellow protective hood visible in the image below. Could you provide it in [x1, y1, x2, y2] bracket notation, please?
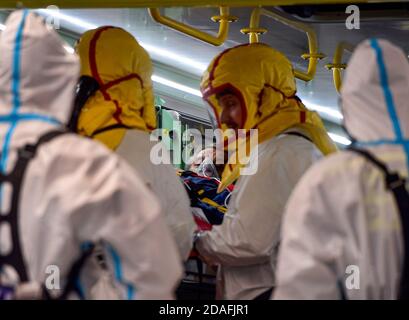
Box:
[200, 43, 337, 191]
[76, 26, 156, 150]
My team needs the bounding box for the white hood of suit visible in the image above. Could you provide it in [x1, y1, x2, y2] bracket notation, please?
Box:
[0, 10, 79, 123]
[341, 39, 409, 163]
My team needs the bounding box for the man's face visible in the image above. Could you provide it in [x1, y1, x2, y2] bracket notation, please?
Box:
[218, 93, 243, 131]
[192, 149, 214, 168]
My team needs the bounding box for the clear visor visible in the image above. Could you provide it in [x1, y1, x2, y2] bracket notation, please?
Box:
[202, 83, 247, 131]
[204, 99, 221, 130]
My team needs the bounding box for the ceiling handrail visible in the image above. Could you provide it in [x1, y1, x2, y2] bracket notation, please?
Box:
[325, 41, 355, 93]
[241, 7, 326, 82]
[148, 6, 237, 46]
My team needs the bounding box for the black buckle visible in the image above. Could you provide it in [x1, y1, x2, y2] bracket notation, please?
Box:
[18, 144, 36, 160]
[386, 173, 406, 190]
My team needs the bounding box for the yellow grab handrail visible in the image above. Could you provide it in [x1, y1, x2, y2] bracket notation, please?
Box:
[325, 41, 355, 93]
[148, 7, 237, 46]
[241, 7, 326, 82]
[240, 7, 266, 44]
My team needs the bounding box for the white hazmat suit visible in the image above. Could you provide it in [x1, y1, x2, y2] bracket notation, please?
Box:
[0, 10, 182, 300]
[274, 39, 409, 300]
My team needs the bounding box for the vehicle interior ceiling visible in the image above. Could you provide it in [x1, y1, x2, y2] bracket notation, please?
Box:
[1, 2, 409, 150]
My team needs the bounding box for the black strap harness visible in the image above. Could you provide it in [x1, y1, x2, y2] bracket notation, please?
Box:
[0, 130, 94, 300]
[0, 130, 67, 284]
[348, 147, 409, 300]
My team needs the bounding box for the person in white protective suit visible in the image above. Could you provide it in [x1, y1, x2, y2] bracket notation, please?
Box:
[72, 26, 195, 262]
[193, 43, 337, 300]
[0, 10, 183, 300]
[274, 39, 409, 300]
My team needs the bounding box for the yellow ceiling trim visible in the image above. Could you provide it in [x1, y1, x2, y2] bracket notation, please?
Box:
[1, 0, 375, 9]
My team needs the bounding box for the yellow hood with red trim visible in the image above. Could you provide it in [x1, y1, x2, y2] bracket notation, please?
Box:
[200, 43, 337, 191]
[76, 26, 156, 150]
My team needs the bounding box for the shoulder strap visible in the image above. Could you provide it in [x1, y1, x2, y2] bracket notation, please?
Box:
[0, 129, 68, 288]
[21, 130, 69, 158]
[43, 243, 95, 300]
[348, 147, 409, 300]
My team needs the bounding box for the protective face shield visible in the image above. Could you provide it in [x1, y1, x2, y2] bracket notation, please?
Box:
[197, 157, 220, 179]
[202, 84, 247, 132]
[206, 107, 219, 131]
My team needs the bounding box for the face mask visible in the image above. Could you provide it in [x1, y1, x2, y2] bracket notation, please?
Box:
[197, 157, 220, 179]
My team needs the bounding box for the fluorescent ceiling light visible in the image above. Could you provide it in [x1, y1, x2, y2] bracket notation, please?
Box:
[151, 76, 352, 149]
[152, 75, 202, 97]
[36, 10, 207, 73]
[36, 9, 98, 30]
[0, 23, 5, 31]
[154, 75, 353, 146]
[63, 45, 74, 54]
[35, 11, 203, 97]
[141, 42, 207, 73]
[328, 132, 351, 146]
[303, 100, 343, 120]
